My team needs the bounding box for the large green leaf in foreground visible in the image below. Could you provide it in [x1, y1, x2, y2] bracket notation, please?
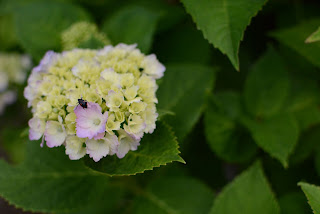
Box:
[181, 0, 267, 70]
[14, 1, 90, 60]
[299, 182, 320, 214]
[0, 141, 114, 213]
[85, 122, 184, 176]
[157, 64, 215, 140]
[210, 162, 280, 214]
[133, 176, 214, 214]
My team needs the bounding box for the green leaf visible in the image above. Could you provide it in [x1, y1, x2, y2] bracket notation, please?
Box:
[285, 77, 320, 113]
[210, 161, 280, 214]
[293, 106, 320, 131]
[0, 15, 18, 50]
[0, 128, 27, 164]
[244, 47, 290, 119]
[271, 19, 320, 69]
[241, 113, 299, 167]
[157, 64, 215, 140]
[306, 26, 320, 43]
[133, 176, 214, 214]
[205, 91, 257, 163]
[14, 1, 90, 60]
[279, 192, 312, 214]
[315, 150, 320, 177]
[157, 109, 175, 119]
[0, 141, 118, 213]
[153, 23, 212, 64]
[101, 5, 161, 53]
[0, 0, 35, 15]
[299, 182, 320, 214]
[181, 0, 267, 70]
[290, 126, 320, 165]
[285, 76, 320, 130]
[85, 122, 184, 176]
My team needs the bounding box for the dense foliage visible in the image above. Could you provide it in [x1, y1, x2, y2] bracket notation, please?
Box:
[0, 0, 320, 213]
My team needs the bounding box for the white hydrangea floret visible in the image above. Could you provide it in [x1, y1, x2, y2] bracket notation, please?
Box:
[86, 134, 119, 162]
[65, 136, 86, 160]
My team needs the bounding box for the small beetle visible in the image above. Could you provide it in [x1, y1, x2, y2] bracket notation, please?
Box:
[77, 98, 88, 109]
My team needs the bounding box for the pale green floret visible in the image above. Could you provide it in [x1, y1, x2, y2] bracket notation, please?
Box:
[106, 91, 124, 111]
[61, 21, 111, 50]
[124, 86, 139, 101]
[124, 114, 145, 135]
[35, 101, 52, 119]
[129, 102, 147, 114]
[105, 114, 121, 134]
[120, 73, 134, 88]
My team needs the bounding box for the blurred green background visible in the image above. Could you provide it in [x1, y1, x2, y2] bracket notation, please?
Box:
[1, 0, 320, 213]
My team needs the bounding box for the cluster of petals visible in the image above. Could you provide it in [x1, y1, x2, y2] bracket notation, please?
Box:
[0, 52, 31, 114]
[25, 44, 164, 162]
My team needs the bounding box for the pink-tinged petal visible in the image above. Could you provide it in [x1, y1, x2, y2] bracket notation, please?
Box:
[97, 45, 113, 55]
[29, 129, 43, 140]
[33, 51, 57, 73]
[74, 102, 108, 139]
[44, 121, 66, 148]
[28, 117, 46, 141]
[94, 132, 105, 140]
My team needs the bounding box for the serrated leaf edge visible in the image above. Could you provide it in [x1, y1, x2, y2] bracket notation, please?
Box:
[298, 182, 320, 214]
[181, 0, 268, 71]
[85, 121, 185, 177]
[210, 161, 280, 214]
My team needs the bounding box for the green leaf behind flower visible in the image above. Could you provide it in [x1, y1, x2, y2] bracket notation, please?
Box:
[85, 122, 184, 176]
[132, 176, 214, 214]
[14, 1, 90, 60]
[157, 64, 215, 140]
[102, 5, 161, 53]
[210, 161, 280, 214]
[181, 0, 267, 70]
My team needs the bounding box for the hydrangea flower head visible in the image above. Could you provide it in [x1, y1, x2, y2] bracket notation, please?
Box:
[25, 44, 164, 162]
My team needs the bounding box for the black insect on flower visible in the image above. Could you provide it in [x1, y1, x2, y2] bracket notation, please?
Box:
[77, 98, 88, 109]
